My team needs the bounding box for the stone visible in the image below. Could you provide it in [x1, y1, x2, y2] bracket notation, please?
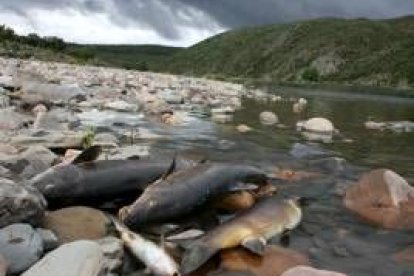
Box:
[281, 266, 347, 276]
[259, 111, 278, 125]
[221, 246, 310, 276]
[0, 107, 31, 131]
[0, 178, 46, 228]
[11, 130, 84, 149]
[0, 224, 44, 274]
[42, 206, 111, 244]
[0, 254, 7, 276]
[236, 124, 252, 133]
[393, 245, 414, 264]
[36, 228, 59, 251]
[22, 240, 104, 276]
[93, 133, 119, 148]
[289, 143, 334, 159]
[301, 117, 335, 142]
[0, 95, 9, 109]
[104, 100, 139, 112]
[344, 169, 414, 229]
[98, 237, 124, 274]
[212, 113, 233, 124]
[19, 82, 86, 105]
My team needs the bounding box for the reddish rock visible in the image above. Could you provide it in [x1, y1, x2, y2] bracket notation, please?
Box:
[220, 246, 310, 276]
[281, 266, 347, 276]
[344, 169, 414, 229]
[0, 254, 7, 276]
[393, 245, 414, 264]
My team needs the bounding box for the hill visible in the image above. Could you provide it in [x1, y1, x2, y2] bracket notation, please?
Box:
[163, 16, 414, 89]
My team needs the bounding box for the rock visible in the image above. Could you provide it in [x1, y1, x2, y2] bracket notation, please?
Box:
[236, 124, 252, 133]
[0, 76, 14, 90]
[0, 178, 46, 227]
[393, 245, 414, 264]
[11, 130, 84, 149]
[42, 206, 111, 244]
[22, 240, 104, 276]
[281, 266, 347, 276]
[0, 146, 57, 179]
[0, 254, 7, 276]
[365, 121, 386, 130]
[0, 95, 9, 109]
[0, 224, 44, 274]
[19, 82, 86, 105]
[104, 100, 138, 112]
[211, 106, 235, 115]
[344, 169, 414, 229]
[301, 118, 335, 142]
[221, 246, 310, 276]
[0, 107, 31, 131]
[259, 111, 278, 125]
[293, 102, 306, 114]
[93, 133, 119, 148]
[212, 114, 233, 124]
[36, 228, 59, 251]
[98, 237, 124, 274]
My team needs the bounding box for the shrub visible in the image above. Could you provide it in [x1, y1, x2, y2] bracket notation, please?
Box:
[302, 67, 320, 82]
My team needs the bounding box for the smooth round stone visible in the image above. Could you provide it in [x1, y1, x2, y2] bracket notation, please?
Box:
[303, 117, 334, 133]
[259, 111, 278, 125]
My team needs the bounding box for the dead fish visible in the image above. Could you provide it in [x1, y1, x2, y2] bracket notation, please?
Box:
[121, 162, 268, 229]
[29, 147, 183, 208]
[180, 196, 306, 274]
[111, 216, 180, 276]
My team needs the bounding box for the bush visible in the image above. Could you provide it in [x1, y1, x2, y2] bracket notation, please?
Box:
[302, 67, 320, 82]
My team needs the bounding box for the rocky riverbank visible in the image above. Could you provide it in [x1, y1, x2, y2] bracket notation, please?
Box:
[0, 57, 413, 276]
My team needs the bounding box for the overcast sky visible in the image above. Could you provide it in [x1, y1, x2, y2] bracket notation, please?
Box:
[0, 0, 413, 47]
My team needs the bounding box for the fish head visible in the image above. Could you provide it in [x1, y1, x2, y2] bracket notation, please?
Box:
[235, 165, 269, 186]
[29, 165, 79, 199]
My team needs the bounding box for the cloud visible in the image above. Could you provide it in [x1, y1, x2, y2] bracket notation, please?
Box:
[0, 0, 413, 46]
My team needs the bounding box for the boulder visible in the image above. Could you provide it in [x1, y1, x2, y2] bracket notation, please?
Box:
[259, 111, 278, 125]
[0, 178, 46, 227]
[98, 237, 124, 274]
[236, 124, 252, 133]
[19, 82, 86, 105]
[42, 207, 111, 244]
[281, 266, 347, 276]
[221, 246, 310, 276]
[10, 130, 84, 149]
[301, 118, 335, 142]
[22, 240, 104, 276]
[0, 224, 44, 274]
[344, 169, 414, 229]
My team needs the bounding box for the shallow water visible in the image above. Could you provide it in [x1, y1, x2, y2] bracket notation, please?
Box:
[78, 87, 414, 275]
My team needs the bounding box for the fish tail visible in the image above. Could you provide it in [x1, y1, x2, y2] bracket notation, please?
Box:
[180, 241, 218, 274]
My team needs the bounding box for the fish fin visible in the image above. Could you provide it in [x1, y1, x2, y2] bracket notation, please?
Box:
[229, 182, 258, 192]
[181, 241, 217, 274]
[72, 145, 102, 164]
[241, 236, 266, 256]
[161, 155, 177, 180]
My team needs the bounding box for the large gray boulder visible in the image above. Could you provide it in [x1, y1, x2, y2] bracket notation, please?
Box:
[22, 240, 105, 276]
[0, 224, 44, 274]
[18, 82, 86, 105]
[0, 178, 46, 228]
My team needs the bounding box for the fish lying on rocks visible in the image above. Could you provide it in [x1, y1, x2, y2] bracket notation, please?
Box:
[180, 196, 305, 274]
[111, 216, 180, 276]
[120, 162, 268, 230]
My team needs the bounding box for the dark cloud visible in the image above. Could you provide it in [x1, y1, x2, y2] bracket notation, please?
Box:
[0, 0, 413, 43]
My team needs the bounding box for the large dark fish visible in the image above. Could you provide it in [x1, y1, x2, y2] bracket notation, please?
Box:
[29, 154, 180, 208]
[180, 196, 305, 274]
[120, 162, 268, 230]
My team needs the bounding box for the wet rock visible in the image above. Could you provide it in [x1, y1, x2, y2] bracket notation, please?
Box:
[98, 237, 124, 274]
[393, 245, 414, 264]
[36, 228, 59, 251]
[300, 118, 335, 143]
[0, 178, 46, 227]
[0, 146, 57, 179]
[42, 206, 111, 244]
[93, 132, 119, 148]
[0, 76, 15, 90]
[344, 169, 414, 229]
[11, 130, 84, 149]
[0, 223, 44, 274]
[236, 124, 252, 133]
[0, 107, 31, 131]
[104, 100, 139, 112]
[0, 254, 7, 276]
[0, 95, 9, 109]
[281, 266, 347, 276]
[259, 111, 278, 125]
[220, 246, 310, 276]
[22, 240, 104, 276]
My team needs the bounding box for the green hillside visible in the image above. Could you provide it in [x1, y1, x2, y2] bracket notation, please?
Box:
[163, 16, 414, 89]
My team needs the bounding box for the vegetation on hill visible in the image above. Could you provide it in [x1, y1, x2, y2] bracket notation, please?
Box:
[163, 16, 414, 89]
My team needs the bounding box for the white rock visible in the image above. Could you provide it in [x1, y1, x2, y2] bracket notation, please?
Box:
[259, 111, 279, 125]
[22, 240, 104, 276]
[104, 100, 138, 112]
[303, 117, 334, 133]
